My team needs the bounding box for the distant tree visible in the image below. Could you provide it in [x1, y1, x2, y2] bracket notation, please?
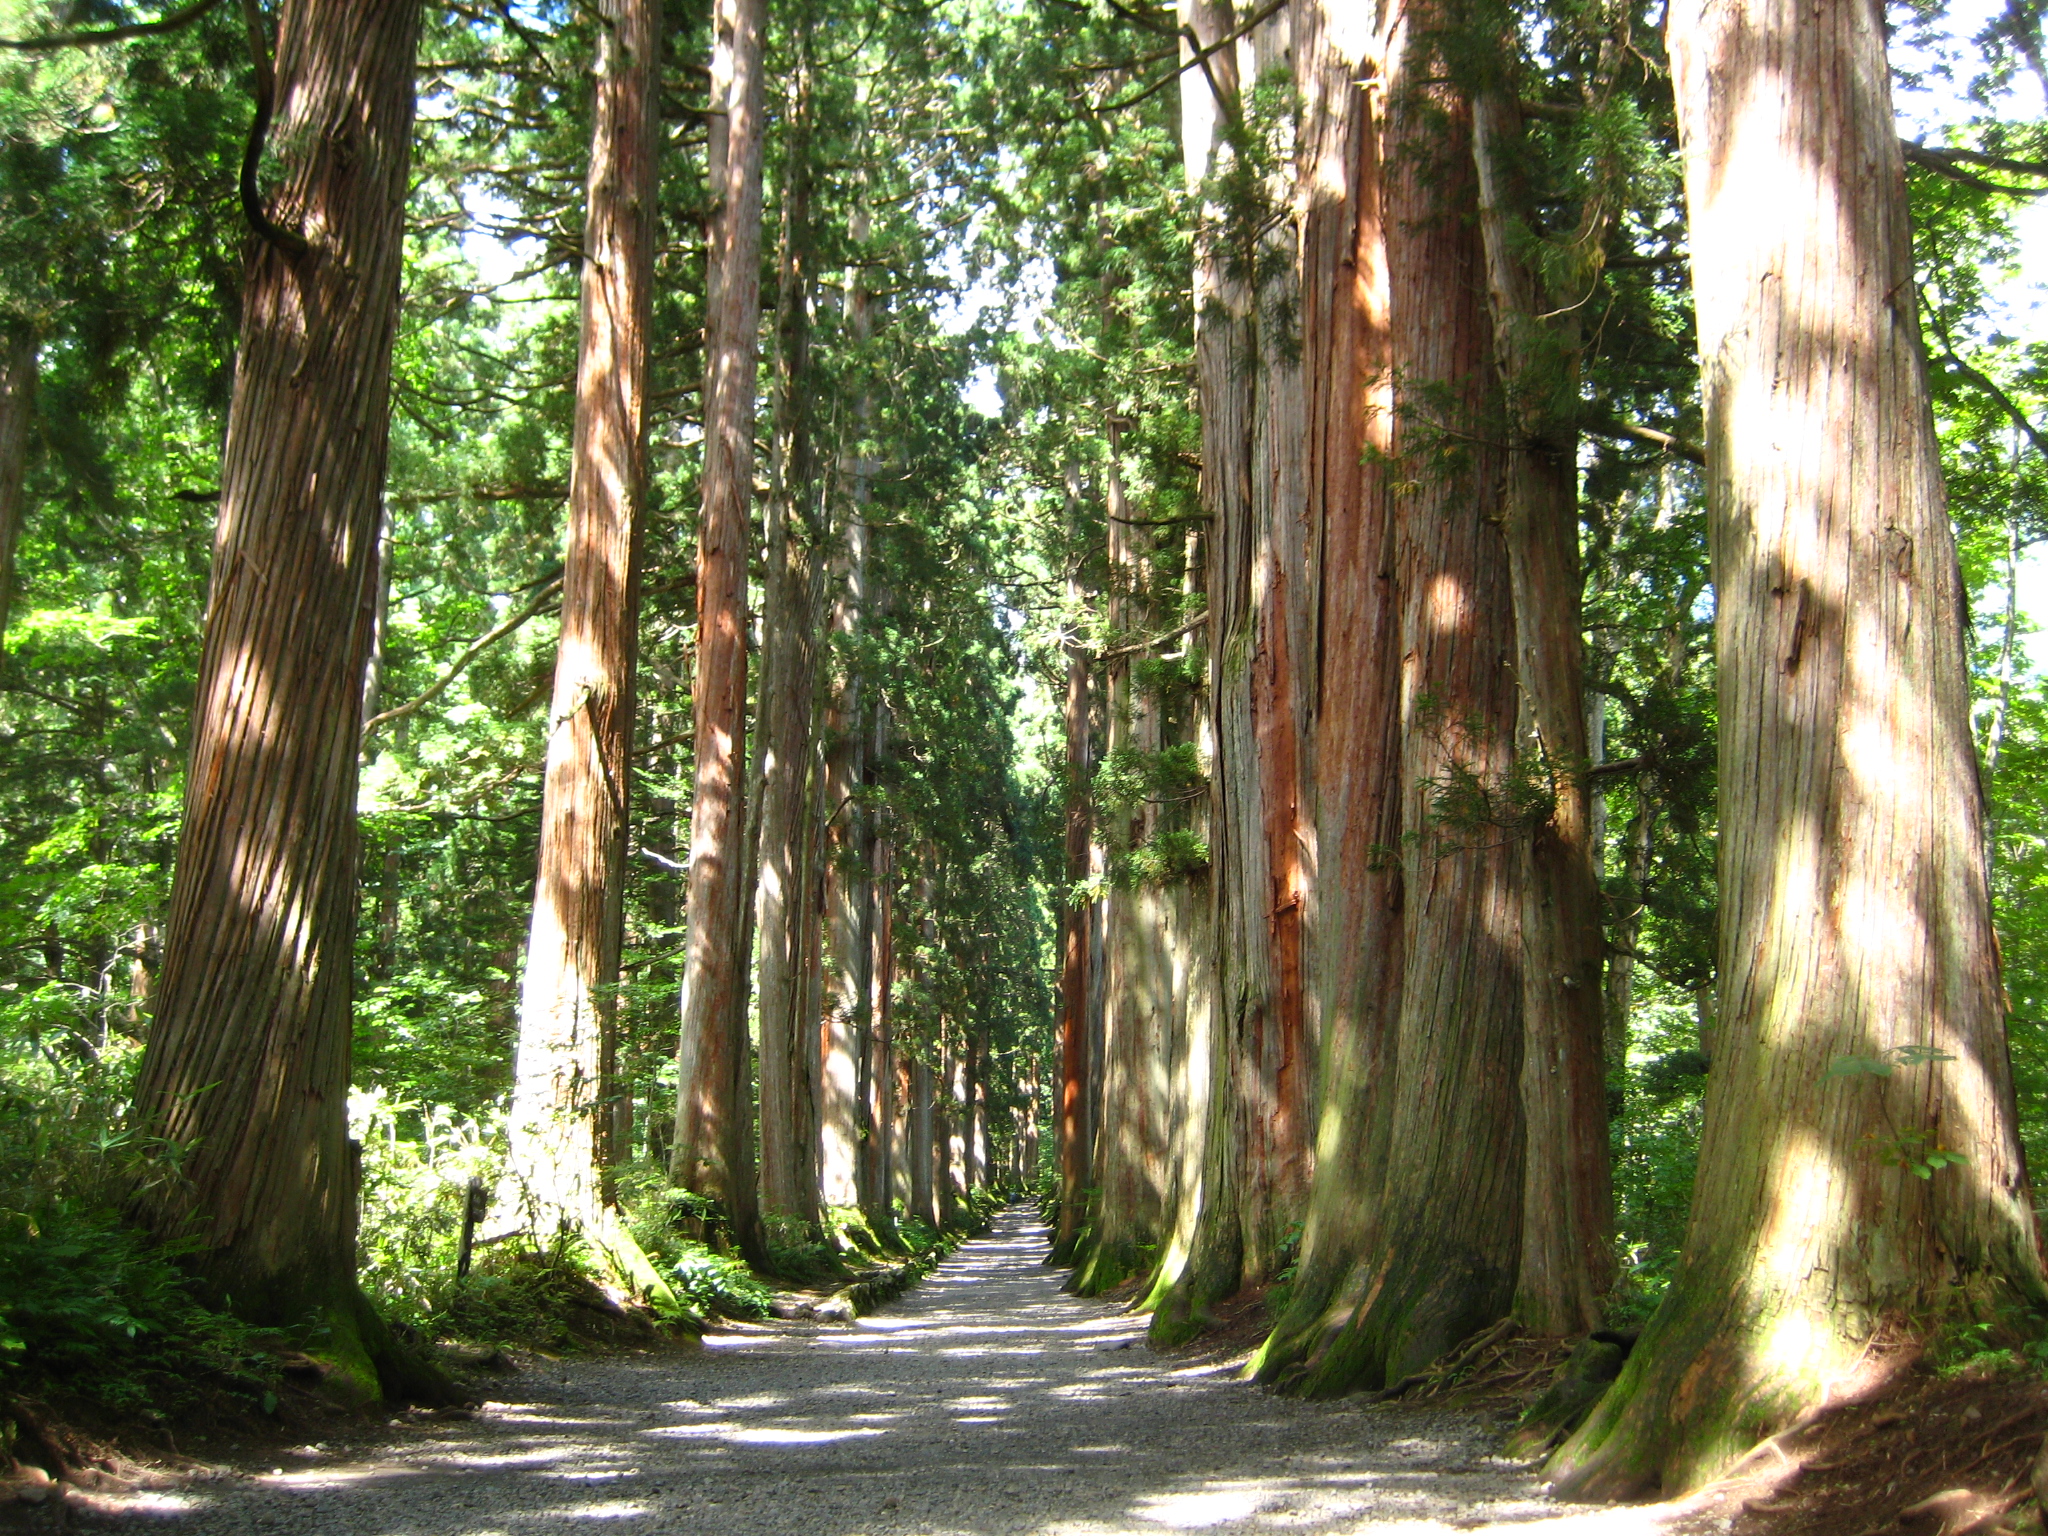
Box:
[0, 324, 28, 644]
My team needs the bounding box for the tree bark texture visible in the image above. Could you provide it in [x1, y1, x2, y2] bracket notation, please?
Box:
[910, 1052, 936, 1231]
[1253, 0, 1404, 1391]
[813, 179, 877, 1233]
[1552, 0, 2046, 1497]
[1469, 87, 1615, 1337]
[1052, 550, 1094, 1262]
[1073, 424, 1175, 1294]
[753, 28, 823, 1227]
[1148, 0, 1251, 1336]
[672, 0, 766, 1247]
[817, 520, 869, 1214]
[1262, 0, 1525, 1393]
[127, 0, 439, 1403]
[505, 0, 661, 1266]
[1210, 0, 1315, 1288]
[0, 325, 33, 647]
[863, 702, 898, 1227]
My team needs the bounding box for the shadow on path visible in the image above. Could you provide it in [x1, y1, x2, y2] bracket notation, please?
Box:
[122, 1208, 1678, 1534]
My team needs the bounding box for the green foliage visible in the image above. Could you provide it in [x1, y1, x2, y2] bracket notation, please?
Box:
[350, 1089, 502, 1325]
[435, 1242, 608, 1350]
[0, 1067, 274, 1416]
[621, 1183, 774, 1320]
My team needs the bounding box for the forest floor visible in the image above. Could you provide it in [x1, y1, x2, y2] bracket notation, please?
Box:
[30, 1206, 1713, 1536]
[26, 1207, 2042, 1536]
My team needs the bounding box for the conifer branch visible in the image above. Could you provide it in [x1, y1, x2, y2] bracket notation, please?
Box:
[1099, 611, 1208, 660]
[1584, 416, 1704, 465]
[1094, 0, 1285, 114]
[0, 0, 224, 50]
[1901, 141, 2048, 197]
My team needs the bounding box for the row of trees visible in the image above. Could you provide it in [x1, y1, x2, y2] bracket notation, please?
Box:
[5, 0, 2048, 1502]
[0, 0, 1059, 1399]
[1026, 0, 2048, 1501]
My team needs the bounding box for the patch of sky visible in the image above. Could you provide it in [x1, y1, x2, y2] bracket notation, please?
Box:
[1892, 1, 2048, 661]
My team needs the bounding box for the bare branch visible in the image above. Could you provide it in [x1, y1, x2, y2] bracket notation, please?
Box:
[361, 576, 563, 741]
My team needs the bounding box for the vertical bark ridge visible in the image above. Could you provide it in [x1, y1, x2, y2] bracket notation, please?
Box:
[504, 0, 663, 1282]
[672, 0, 767, 1263]
[1253, 0, 1404, 1390]
[129, 0, 445, 1403]
[1552, 0, 2045, 1497]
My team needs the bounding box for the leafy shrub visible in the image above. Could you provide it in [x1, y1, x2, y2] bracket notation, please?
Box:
[435, 1240, 609, 1349]
[351, 1088, 503, 1326]
[0, 1210, 275, 1412]
[669, 1245, 773, 1319]
[623, 1181, 774, 1318]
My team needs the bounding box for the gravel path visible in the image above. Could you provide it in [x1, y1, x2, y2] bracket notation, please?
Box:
[114, 1209, 1678, 1535]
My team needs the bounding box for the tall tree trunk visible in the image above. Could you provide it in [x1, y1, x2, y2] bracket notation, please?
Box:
[1146, 1, 1247, 1336]
[1050, 479, 1095, 1264]
[753, 18, 823, 1229]
[1469, 85, 1614, 1336]
[863, 698, 898, 1229]
[909, 1052, 936, 1232]
[1152, 0, 1314, 1331]
[0, 325, 36, 647]
[1552, 0, 2048, 1496]
[1240, 3, 1316, 1281]
[1262, 0, 1525, 1392]
[128, 0, 445, 1405]
[504, 0, 665, 1287]
[1252, 0, 1404, 1392]
[936, 1029, 960, 1230]
[817, 523, 868, 1215]
[1074, 417, 1175, 1294]
[672, 0, 767, 1264]
[966, 1028, 986, 1192]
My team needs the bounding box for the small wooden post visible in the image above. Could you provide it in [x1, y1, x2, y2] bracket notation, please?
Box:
[457, 1176, 486, 1278]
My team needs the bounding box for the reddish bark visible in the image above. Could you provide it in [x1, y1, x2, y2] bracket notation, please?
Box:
[128, 0, 440, 1402]
[505, 0, 660, 1254]
[673, 0, 766, 1261]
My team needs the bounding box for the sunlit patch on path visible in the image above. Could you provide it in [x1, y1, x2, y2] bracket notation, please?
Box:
[130, 1209, 1688, 1534]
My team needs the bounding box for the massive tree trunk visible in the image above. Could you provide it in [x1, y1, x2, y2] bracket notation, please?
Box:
[1258, 0, 1523, 1391]
[1145, 0, 1246, 1337]
[863, 696, 899, 1229]
[817, 516, 869, 1217]
[0, 324, 33, 646]
[1469, 85, 1614, 1336]
[754, 22, 823, 1229]
[504, 0, 664, 1285]
[909, 1050, 936, 1232]
[672, 0, 766, 1263]
[1149, 0, 1312, 1335]
[1550, 0, 2047, 1496]
[127, 0, 444, 1405]
[1252, 0, 1403, 1391]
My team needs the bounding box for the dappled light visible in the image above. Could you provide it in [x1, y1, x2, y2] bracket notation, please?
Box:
[142, 1212, 1687, 1535]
